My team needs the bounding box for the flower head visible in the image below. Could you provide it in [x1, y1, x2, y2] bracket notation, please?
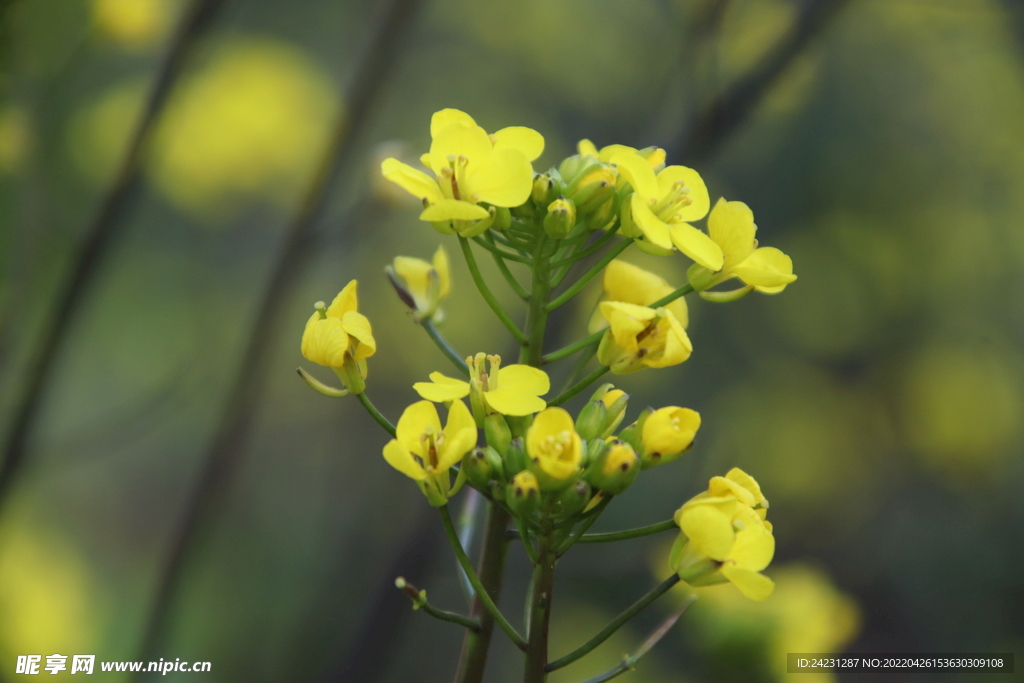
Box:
[699, 198, 797, 294]
[597, 302, 692, 374]
[381, 109, 543, 236]
[670, 468, 774, 601]
[386, 245, 451, 322]
[300, 280, 376, 393]
[640, 406, 701, 468]
[413, 354, 549, 418]
[382, 399, 477, 506]
[527, 407, 584, 486]
[588, 260, 689, 333]
[612, 152, 722, 269]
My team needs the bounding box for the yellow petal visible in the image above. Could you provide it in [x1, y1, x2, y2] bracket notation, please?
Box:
[380, 158, 443, 203]
[597, 143, 638, 162]
[611, 152, 659, 200]
[443, 398, 475, 440]
[642, 406, 700, 455]
[440, 399, 477, 470]
[497, 365, 550, 397]
[589, 260, 689, 333]
[464, 148, 533, 207]
[326, 280, 359, 318]
[599, 301, 655, 352]
[382, 439, 428, 481]
[668, 222, 724, 271]
[656, 166, 710, 221]
[708, 477, 757, 507]
[720, 564, 775, 601]
[731, 247, 797, 292]
[393, 255, 433, 301]
[577, 139, 599, 157]
[341, 311, 376, 360]
[630, 194, 673, 250]
[420, 198, 490, 222]
[707, 198, 756, 269]
[433, 245, 451, 298]
[492, 126, 544, 161]
[643, 311, 692, 368]
[395, 400, 442, 456]
[430, 108, 476, 138]
[429, 120, 492, 162]
[301, 316, 348, 368]
[485, 387, 547, 416]
[728, 507, 775, 571]
[679, 504, 735, 561]
[725, 468, 767, 507]
[413, 373, 470, 402]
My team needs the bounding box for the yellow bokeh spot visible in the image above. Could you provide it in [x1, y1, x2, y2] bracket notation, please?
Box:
[93, 0, 174, 49]
[902, 344, 1024, 472]
[0, 106, 31, 172]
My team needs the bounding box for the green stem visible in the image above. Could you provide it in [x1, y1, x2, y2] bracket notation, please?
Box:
[520, 235, 551, 366]
[459, 236, 528, 345]
[516, 517, 540, 565]
[577, 519, 677, 544]
[543, 330, 604, 364]
[395, 577, 481, 631]
[548, 366, 609, 407]
[440, 505, 527, 651]
[355, 392, 395, 437]
[650, 282, 694, 308]
[524, 532, 556, 683]
[545, 239, 633, 312]
[422, 319, 469, 376]
[549, 226, 621, 268]
[544, 575, 681, 672]
[472, 234, 533, 264]
[485, 234, 530, 300]
[555, 496, 611, 555]
[454, 505, 513, 682]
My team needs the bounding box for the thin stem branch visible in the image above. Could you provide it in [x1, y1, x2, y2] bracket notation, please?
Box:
[421, 319, 469, 376]
[394, 577, 481, 631]
[649, 283, 694, 308]
[456, 488, 483, 602]
[549, 227, 621, 268]
[543, 330, 604, 364]
[555, 496, 611, 555]
[485, 234, 530, 300]
[545, 239, 633, 312]
[459, 236, 528, 345]
[548, 366, 609, 407]
[515, 517, 540, 565]
[545, 575, 682, 672]
[577, 519, 677, 544]
[356, 392, 396, 437]
[440, 506, 527, 651]
[472, 234, 533, 264]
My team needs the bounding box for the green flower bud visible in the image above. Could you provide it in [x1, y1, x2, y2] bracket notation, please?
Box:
[543, 197, 576, 239]
[505, 414, 534, 439]
[584, 439, 640, 495]
[507, 470, 540, 517]
[601, 390, 630, 438]
[462, 447, 495, 489]
[583, 196, 618, 231]
[558, 155, 595, 186]
[504, 436, 529, 477]
[618, 407, 653, 454]
[575, 400, 608, 441]
[554, 479, 591, 518]
[492, 206, 512, 232]
[532, 172, 564, 208]
[484, 414, 512, 456]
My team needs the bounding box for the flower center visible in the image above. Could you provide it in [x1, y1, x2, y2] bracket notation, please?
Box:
[652, 179, 693, 222]
[542, 430, 574, 461]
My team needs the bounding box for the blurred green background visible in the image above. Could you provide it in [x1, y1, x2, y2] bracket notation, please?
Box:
[1, 0, 1023, 681]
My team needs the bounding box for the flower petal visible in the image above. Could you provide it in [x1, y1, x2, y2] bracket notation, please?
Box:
[611, 152, 659, 200]
[380, 158, 443, 203]
[383, 439, 428, 481]
[597, 143, 638, 162]
[430, 108, 476, 138]
[656, 166, 709, 221]
[497, 365, 550, 397]
[668, 222, 725, 271]
[600, 301, 655, 352]
[433, 245, 451, 298]
[731, 247, 797, 292]
[728, 507, 775, 572]
[414, 373, 470, 402]
[492, 126, 544, 161]
[577, 139, 599, 157]
[430, 121, 492, 163]
[420, 199, 490, 222]
[630, 194, 673, 250]
[679, 504, 735, 561]
[301, 316, 348, 368]
[484, 387, 547, 416]
[644, 310, 692, 368]
[326, 280, 359, 318]
[464, 148, 533, 207]
[720, 564, 775, 601]
[341, 311, 376, 360]
[707, 198, 756, 269]
[395, 400, 442, 456]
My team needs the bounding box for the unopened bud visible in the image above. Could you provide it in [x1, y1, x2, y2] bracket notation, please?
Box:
[484, 414, 512, 456]
[575, 400, 608, 441]
[601, 389, 630, 437]
[504, 437, 529, 478]
[584, 439, 640, 495]
[462, 447, 495, 489]
[558, 155, 594, 186]
[640, 406, 700, 469]
[507, 471, 540, 516]
[492, 206, 512, 232]
[532, 172, 563, 208]
[554, 480, 592, 518]
[543, 197, 576, 239]
[583, 196, 618, 231]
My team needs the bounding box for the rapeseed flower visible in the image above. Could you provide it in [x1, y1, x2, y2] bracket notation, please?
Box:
[527, 407, 584, 488]
[414, 354, 549, 417]
[300, 280, 376, 393]
[588, 260, 689, 333]
[597, 302, 692, 374]
[386, 245, 451, 322]
[697, 198, 797, 294]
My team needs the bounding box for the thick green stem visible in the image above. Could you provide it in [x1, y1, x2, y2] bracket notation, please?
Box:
[545, 574, 681, 672]
[520, 235, 551, 366]
[422, 319, 470, 376]
[545, 239, 633, 312]
[355, 392, 396, 437]
[548, 366, 609, 407]
[524, 533, 556, 683]
[459, 236, 528, 345]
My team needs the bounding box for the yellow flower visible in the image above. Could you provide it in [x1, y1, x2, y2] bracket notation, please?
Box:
[386, 245, 451, 322]
[381, 109, 543, 235]
[527, 407, 584, 485]
[300, 280, 376, 393]
[670, 468, 774, 601]
[596, 302, 692, 374]
[414, 353, 549, 417]
[700, 198, 797, 294]
[611, 152, 723, 270]
[382, 399, 477, 506]
[640, 406, 701, 467]
[587, 259, 689, 333]
[578, 139, 666, 169]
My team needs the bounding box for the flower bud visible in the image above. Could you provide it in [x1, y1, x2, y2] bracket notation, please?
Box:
[601, 389, 630, 437]
[505, 414, 534, 439]
[462, 447, 498, 489]
[543, 197, 576, 239]
[574, 400, 608, 441]
[507, 470, 540, 517]
[385, 246, 451, 323]
[641, 406, 700, 469]
[558, 155, 595, 186]
[504, 436, 529, 477]
[618, 406, 653, 453]
[584, 439, 640, 495]
[583, 196, 618, 231]
[492, 206, 512, 232]
[554, 479, 591, 518]
[484, 414, 512, 456]
[532, 172, 563, 208]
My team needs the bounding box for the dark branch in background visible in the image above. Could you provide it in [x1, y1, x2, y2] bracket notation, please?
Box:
[129, 0, 426, 677]
[0, 0, 225, 508]
[672, 0, 852, 164]
[999, 0, 1024, 61]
